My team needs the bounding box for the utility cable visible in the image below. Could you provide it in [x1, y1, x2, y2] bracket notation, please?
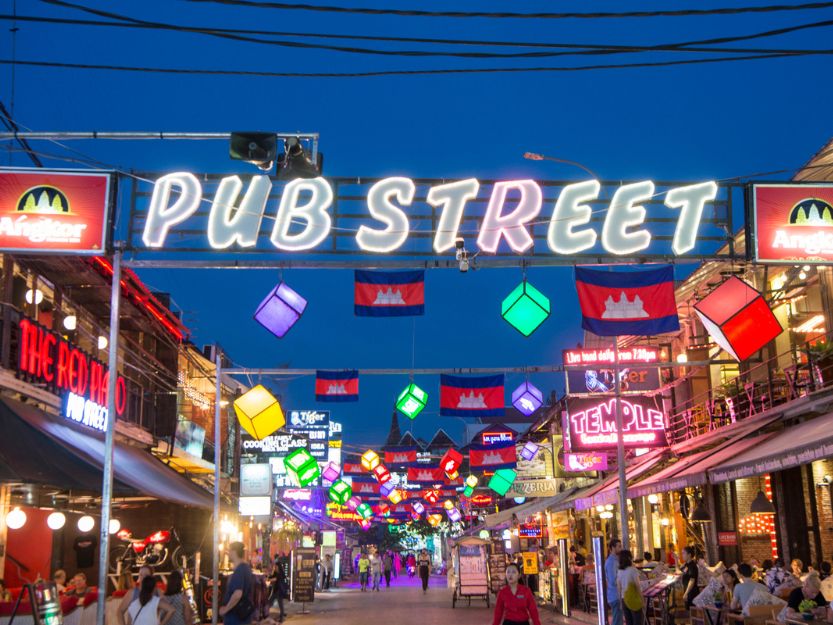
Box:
[2, 49, 831, 79]
[28, 1, 833, 58]
[15, 7, 833, 52]
[184, 0, 833, 20]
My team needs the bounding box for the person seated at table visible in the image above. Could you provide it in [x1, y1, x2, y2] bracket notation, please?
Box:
[0, 579, 12, 603]
[766, 559, 789, 594]
[786, 574, 829, 621]
[791, 559, 806, 582]
[65, 573, 94, 605]
[53, 570, 67, 593]
[731, 564, 767, 610]
[722, 569, 739, 604]
[642, 553, 658, 569]
[818, 562, 831, 581]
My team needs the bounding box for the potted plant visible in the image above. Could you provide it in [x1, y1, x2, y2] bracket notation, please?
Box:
[798, 599, 817, 621]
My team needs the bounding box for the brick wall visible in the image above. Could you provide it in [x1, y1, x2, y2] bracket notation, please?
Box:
[810, 460, 833, 563]
[735, 477, 776, 563]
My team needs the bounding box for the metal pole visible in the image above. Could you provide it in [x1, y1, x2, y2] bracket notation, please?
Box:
[592, 535, 607, 625]
[95, 248, 122, 625]
[557, 538, 570, 617]
[212, 349, 222, 625]
[0, 131, 319, 141]
[613, 340, 629, 549]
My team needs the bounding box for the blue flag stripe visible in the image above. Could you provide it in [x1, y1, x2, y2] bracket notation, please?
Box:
[440, 374, 504, 389]
[575, 265, 674, 288]
[355, 269, 425, 285]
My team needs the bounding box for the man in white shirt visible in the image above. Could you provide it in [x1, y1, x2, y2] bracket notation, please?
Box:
[731, 564, 768, 610]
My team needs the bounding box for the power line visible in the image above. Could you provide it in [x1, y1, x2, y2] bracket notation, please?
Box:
[16, 5, 833, 52]
[20, 3, 833, 58]
[2, 50, 830, 79]
[184, 0, 833, 20]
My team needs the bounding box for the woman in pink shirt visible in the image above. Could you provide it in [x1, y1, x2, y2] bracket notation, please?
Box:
[492, 564, 541, 625]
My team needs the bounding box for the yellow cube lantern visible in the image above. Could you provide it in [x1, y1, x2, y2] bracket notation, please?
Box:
[387, 489, 404, 504]
[361, 449, 381, 471]
[233, 385, 285, 440]
[427, 514, 442, 527]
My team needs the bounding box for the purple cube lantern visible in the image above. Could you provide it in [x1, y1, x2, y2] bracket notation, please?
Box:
[347, 496, 362, 511]
[412, 502, 425, 515]
[254, 281, 307, 338]
[520, 441, 540, 462]
[380, 481, 397, 498]
[322, 461, 341, 483]
[512, 381, 544, 416]
[447, 507, 462, 523]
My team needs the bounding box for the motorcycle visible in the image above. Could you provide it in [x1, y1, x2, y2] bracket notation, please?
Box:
[109, 526, 187, 572]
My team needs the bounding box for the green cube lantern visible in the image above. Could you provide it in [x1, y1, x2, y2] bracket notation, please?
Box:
[285, 448, 320, 487]
[463, 474, 478, 497]
[501, 280, 551, 337]
[488, 468, 517, 496]
[396, 383, 428, 420]
[328, 479, 352, 505]
[356, 502, 373, 520]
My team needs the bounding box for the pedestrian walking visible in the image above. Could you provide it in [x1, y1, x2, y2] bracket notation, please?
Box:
[127, 576, 175, 625]
[383, 552, 393, 588]
[393, 551, 401, 578]
[605, 539, 623, 625]
[161, 570, 194, 625]
[358, 552, 370, 592]
[617, 550, 643, 625]
[322, 554, 332, 590]
[219, 542, 255, 625]
[268, 558, 288, 622]
[370, 552, 382, 591]
[492, 563, 541, 625]
[418, 549, 431, 593]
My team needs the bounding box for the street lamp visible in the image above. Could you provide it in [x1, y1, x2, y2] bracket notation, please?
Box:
[523, 152, 599, 179]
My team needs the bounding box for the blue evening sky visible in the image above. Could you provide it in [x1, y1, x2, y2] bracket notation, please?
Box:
[3, 0, 832, 449]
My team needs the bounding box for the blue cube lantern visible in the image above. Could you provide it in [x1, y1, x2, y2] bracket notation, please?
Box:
[512, 382, 544, 416]
[520, 441, 540, 462]
[254, 281, 308, 338]
[380, 481, 397, 498]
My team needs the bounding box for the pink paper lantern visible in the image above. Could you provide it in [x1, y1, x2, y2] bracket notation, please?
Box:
[347, 496, 361, 511]
[322, 461, 341, 483]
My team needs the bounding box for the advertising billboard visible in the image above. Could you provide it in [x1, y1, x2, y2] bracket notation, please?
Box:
[751, 183, 833, 264]
[563, 346, 662, 394]
[565, 395, 667, 452]
[0, 168, 112, 254]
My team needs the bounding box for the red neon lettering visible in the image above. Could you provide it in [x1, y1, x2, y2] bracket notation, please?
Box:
[26, 322, 43, 377]
[18, 319, 33, 375]
[40, 332, 56, 382]
[116, 376, 126, 416]
[75, 351, 88, 396]
[68, 349, 82, 393]
[56, 341, 70, 390]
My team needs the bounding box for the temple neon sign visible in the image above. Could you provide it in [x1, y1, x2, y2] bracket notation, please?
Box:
[141, 174, 718, 256]
[565, 396, 667, 452]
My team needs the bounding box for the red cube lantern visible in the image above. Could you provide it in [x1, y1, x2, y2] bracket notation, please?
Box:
[440, 449, 463, 476]
[372, 464, 392, 484]
[694, 277, 783, 362]
[423, 489, 440, 504]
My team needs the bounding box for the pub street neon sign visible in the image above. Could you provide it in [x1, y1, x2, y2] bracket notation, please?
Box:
[142, 174, 718, 256]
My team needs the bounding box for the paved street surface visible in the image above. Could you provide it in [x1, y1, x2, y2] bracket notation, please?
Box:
[281, 573, 593, 625]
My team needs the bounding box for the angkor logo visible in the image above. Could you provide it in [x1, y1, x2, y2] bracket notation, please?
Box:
[788, 198, 833, 226]
[17, 186, 71, 214]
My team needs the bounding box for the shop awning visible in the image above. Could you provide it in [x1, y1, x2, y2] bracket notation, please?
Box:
[482, 487, 577, 529]
[708, 411, 833, 484]
[0, 397, 215, 509]
[573, 450, 666, 510]
[627, 432, 774, 498]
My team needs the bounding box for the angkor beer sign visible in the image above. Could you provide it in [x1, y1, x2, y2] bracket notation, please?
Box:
[18, 317, 127, 430]
[565, 395, 667, 452]
[0, 168, 112, 254]
[751, 183, 833, 264]
[135, 174, 719, 257]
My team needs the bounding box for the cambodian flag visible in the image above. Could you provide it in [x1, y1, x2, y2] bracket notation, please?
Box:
[342, 462, 365, 475]
[407, 466, 444, 484]
[440, 374, 504, 417]
[384, 447, 419, 466]
[469, 440, 518, 470]
[354, 270, 425, 317]
[575, 265, 680, 336]
[315, 370, 359, 402]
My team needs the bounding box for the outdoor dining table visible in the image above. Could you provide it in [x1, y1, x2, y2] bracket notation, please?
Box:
[703, 605, 744, 625]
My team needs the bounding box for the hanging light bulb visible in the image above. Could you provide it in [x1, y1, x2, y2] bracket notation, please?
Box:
[98, 336, 108, 350]
[77, 515, 95, 532]
[647, 494, 660, 505]
[47, 511, 67, 530]
[6, 507, 27, 530]
[63, 315, 77, 331]
[109, 519, 121, 534]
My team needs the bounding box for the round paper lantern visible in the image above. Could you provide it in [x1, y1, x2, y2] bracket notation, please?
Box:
[109, 519, 121, 534]
[47, 511, 66, 530]
[78, 515, 95, 532]
[6, 507, 27, 530]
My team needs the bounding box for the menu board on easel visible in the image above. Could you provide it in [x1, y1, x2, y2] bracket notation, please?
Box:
[488, 554, 506, 594]
[458, 544, 489, 595]
[292, 548, 316, 603]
